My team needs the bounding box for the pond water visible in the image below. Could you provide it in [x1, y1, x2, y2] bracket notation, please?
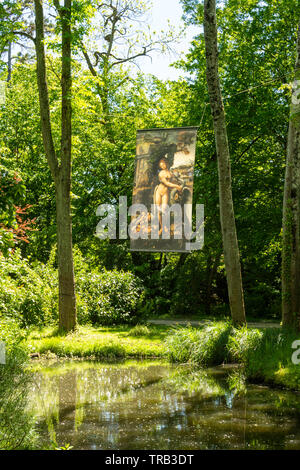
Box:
[28, 359, 300, 450]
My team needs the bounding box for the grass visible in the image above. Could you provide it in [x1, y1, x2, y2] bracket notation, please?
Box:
[128, 324, 151, 336]
[165, 321, 300, 391]
[150, 312, 280, 324]
[26, 324, 170, 360]
[165, 321, 233, 365]
[229, 326, 300, 389]
[25, 320, 300, 391]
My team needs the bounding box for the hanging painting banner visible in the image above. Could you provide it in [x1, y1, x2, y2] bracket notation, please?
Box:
[130, 126, 198, 252]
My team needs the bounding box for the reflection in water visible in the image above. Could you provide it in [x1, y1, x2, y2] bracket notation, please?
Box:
[28, 360, 300, 450]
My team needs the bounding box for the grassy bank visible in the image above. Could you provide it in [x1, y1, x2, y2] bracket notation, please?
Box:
[26, 324, 170, 359]
[165, 321, 300, 391]
[26, 321, 300, 391]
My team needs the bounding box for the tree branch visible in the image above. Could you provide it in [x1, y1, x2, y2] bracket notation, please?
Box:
[12, 31, 36, 43]
[234, 136, 261, 164]
[80, 43, 97, 76]
[53, 0, 63, 18]
[110, 47, 152, 67]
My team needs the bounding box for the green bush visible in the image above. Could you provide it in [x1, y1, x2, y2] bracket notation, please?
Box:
[77, 269, 145, 325]
[0, 319, 38, 449]
[0, 248, 145, 327]
[0, 251, 58, 326]
[166, 322, 299, 376]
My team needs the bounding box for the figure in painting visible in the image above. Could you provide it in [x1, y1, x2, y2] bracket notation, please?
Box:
[154, 157, 183, 236]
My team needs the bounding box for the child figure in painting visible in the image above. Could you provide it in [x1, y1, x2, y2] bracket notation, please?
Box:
[154, 158, 183, 237]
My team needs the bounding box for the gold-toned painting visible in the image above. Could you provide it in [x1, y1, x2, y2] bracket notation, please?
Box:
[130, 126, 198, 252]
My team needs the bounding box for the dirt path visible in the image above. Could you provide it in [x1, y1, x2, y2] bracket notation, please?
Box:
[148, 319, 280, 329]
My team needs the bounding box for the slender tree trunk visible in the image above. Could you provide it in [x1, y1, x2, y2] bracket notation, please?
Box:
[203, 0, 246, 326]
[34, 0, 76, 331]
[282, 22, 300, 331]
[7, 42, 12, 82]
[58, 0, 76, 331]
[34, 0, 58, 181]
[56, 176, 76, 331]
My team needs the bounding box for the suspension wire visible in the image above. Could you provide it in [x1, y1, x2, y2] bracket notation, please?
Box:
[197, 70, 295, 127]
[223, 70, 295, 101]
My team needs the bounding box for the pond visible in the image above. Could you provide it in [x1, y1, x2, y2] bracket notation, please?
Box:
[28, 359, 300, 450]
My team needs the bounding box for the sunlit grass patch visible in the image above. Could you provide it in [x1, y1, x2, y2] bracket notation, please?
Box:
[26, 324, 170, 359]
[128, 324, 151, 337]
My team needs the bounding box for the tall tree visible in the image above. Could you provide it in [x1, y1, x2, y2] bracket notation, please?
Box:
[203, 0, 246, 325]
[282, 21, 300, 331]
[34, 0, 76, 331]
[79, 0, 174, 141]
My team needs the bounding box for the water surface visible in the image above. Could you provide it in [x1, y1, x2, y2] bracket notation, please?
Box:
[28, 359, 300, 450]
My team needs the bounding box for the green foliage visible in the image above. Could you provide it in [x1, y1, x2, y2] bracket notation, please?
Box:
[166, 321, 300, 390]
[0, 63, 55, 261]
[0, 251, 58, 326]
[227, 368, 247, 396]
[230, 327, 300, 377]
[165, 325, 200, 363]
[0, 318, 38, 449]
[0, 245, 145, 328]
[165, 321, 233, 366]
[0, 161, 27, 255]
[227, 326, 300, 389]
[36, 336, 127, 359]
[191, 321, 233, 365]
[0, 0, 299, 334]
[77, 269, 145, 325]
[227, 326, 263, 364]
[174, 0, 299, 319]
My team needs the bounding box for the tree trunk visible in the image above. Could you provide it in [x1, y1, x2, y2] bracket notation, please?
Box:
[203, 0, 246, 326]
[282, 22, 300, 331]
[7, 42, 12, 82]
[34, 0, 76, 331]
[56, 176, 76, 331]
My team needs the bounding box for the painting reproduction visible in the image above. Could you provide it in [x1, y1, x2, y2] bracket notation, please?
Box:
[130, 126, 198, 252]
